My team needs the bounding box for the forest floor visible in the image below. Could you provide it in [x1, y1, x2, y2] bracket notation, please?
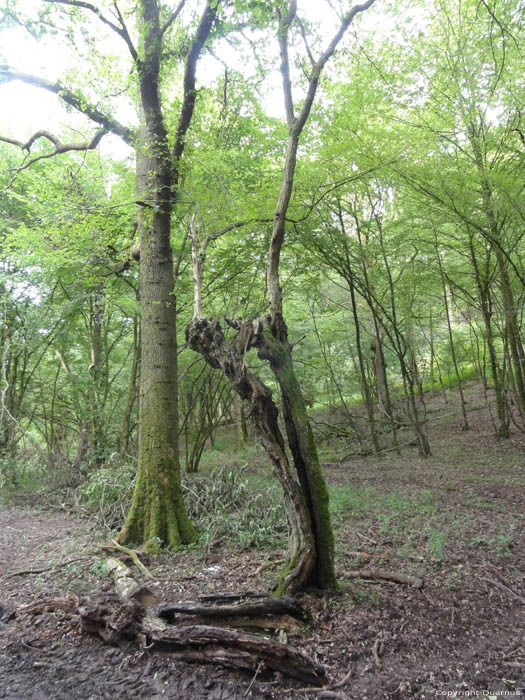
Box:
[0, 383, 524, 699]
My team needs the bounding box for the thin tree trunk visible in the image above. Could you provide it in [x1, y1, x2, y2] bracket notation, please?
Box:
[348, 272, 380, 452]
[435, 245, 469, 430]
[119, 316, 140, 462]
[233, 393, 245, 452]
[468, 234, 509, 438]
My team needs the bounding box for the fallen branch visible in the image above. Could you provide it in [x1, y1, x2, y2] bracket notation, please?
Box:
[19, 593, 80, 615]
[245, 660, 264, 697]
[21, 640, 58, 654]
[283, 668, 354, 694]
[140, 618, 327, 686]
[372, 639, 384, 669]
[255, 558, 286, 575]
[101, 540, 155, 579]
[345, 568, 423, 589]
[486, 563, 525, 603]
[482, 576, 525, 605]
[196, 592, 267, 603]
[173, 613, 305, 632]
[3, 557, 87, 579]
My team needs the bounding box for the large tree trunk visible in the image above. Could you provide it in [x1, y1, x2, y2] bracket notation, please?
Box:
[120, 135, 197, 547]
[119, 0, 220, 547]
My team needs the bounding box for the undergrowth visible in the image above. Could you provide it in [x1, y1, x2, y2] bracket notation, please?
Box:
[184, 466, 286, 548]
[76, 463, 286, 549]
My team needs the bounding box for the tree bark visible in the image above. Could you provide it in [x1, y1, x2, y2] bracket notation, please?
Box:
[120, 0, 217, 547]
[186, 317, 316, 594]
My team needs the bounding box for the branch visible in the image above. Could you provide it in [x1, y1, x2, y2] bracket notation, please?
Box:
[200, 220, 250, 255]
[294, 0, 377, 136]
[346, 568, 423, 588]
[41, 0, 138, 60]
[159, 0, 187, 37]
[295, 15, 315, 67]
[173, 0, 218, 177]
[0, 128, 108, 172]
[276, 1, 297, 129]
[0, 65, 136, 145]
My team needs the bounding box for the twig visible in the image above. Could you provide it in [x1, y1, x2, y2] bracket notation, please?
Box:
[3, 557, 87, 579]
[372, 639, 384, 669]
[355, 530, 378, 546]
[22, 640, 56, 654]
[245, 660, 264, 697]
[255, 558, 285, 575]
[283, 668, 353, 694]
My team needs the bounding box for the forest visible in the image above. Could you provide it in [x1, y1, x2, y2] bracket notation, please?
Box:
[0, 0, 524, 698]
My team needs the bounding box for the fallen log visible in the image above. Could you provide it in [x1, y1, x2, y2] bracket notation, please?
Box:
[346, 568, 423, 589]
[79, 597, 144, 645]
[19, 593, 80, 615]
[172, 613, 305, 633]
[141, 616, 327, 685]
[21, 555, 327, 687]
[105, 557, 158, 608]
[155, 595, 307, 621]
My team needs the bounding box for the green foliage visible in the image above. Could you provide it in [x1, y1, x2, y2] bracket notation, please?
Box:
[184, 466, 287, 549]
[470, 522, 518, 556]
[76, 463, 136, 528]
[1, 0, 524, 563]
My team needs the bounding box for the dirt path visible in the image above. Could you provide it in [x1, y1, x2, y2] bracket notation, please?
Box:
[0, 506, 257, 699]
[0, 389, 524, 699]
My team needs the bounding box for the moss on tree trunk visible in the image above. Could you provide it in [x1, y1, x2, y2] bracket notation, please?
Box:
[258, 319, 336, 590]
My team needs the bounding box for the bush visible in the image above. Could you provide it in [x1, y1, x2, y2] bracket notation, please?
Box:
[76, 463, 136, 529]
[183, 466, 287, 548]
[76, 462, 287, 549]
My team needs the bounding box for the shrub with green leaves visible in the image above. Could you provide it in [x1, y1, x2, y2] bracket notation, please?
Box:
[183, 466, 287, 548]
[76, 463, 136, 529]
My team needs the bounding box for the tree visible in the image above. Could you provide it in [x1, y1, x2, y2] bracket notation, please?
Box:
[187, 0, 377, 592]
[0, 0, 222, 546]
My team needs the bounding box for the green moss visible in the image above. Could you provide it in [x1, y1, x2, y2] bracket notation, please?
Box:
[120, 454, 198, 548]
[273, 555, 298, 597]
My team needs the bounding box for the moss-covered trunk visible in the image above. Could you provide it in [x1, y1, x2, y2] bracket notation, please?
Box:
[257, 318, 336, 589]
[187, 317, 315, 593]
[119, 0, 219, 548]
[119, 141, 197, 548]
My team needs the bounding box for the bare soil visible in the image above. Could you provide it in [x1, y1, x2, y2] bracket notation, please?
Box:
[1, 384, 524, 699]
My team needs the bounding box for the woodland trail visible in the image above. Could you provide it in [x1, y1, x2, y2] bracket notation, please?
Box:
[1, 393, 524, 699]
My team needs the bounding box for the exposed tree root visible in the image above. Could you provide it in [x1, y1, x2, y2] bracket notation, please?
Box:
[101, 540, 156, 579]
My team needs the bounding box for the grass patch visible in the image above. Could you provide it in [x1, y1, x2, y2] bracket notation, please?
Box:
[329, 483, 453, 558]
